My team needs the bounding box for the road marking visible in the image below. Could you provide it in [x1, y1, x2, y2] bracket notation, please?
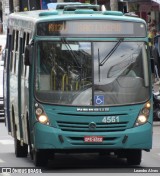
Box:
[0, 140, 14, 145]
[0, 159, 5, 163]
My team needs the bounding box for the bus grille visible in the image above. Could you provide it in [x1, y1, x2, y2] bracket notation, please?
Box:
[57, 121, 128, 132]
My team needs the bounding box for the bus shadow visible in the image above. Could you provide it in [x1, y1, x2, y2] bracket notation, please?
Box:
[43, 153, 141, 172]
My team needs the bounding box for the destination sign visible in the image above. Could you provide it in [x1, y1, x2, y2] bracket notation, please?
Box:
[37, 20, 146, 37]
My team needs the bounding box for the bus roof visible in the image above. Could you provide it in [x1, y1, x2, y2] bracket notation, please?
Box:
[8, 9, 146, 32]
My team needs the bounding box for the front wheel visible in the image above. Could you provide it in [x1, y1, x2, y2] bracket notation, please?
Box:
[33, 149, 48, 167]
[12, 110, 28, 157]
[126, 149, 142, 165]
[14, 138, 28, 157]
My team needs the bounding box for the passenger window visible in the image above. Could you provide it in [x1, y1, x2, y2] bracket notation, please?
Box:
[10, 30, 15, 73]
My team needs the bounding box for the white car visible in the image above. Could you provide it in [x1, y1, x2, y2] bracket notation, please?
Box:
[0, 34, 6, 121]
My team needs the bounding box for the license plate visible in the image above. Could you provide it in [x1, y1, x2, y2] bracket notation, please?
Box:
[84, 136, 103, 143]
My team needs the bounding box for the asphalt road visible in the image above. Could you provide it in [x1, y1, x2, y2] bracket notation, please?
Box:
[0, 122, 160, 175]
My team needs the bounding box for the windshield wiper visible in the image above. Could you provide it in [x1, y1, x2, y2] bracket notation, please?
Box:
[99, 38, 124, 66]
[98, 48, 101, 82]
[61, 38, 81, 68]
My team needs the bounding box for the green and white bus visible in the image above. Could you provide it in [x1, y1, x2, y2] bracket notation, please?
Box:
[4, 7, 153, 166]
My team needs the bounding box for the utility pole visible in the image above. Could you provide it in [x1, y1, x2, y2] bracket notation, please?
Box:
[110, 0, 118, 11]
[13, 0, 19, 11]
[1, 0, 10, 34]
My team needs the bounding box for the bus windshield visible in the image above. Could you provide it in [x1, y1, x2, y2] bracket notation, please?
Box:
[35, 41, 149, 106]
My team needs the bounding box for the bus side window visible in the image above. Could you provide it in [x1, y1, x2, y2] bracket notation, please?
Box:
[24, 33, 30, 79]
[21, 32, 26, 77]
[14, 30, 19, 74]
[10, 30, 15, 73]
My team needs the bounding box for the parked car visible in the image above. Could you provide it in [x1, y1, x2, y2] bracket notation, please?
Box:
[0, 34, 6, 121]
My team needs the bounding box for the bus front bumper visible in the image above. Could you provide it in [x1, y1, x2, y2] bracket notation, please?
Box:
[33, 122, 152, 150]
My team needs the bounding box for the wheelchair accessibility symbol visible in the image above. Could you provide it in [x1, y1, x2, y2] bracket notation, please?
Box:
[94, 95, 104, 105]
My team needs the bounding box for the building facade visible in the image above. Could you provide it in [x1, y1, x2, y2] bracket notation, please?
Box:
[125, 0, 160, 31]
[0, 0, 9, 33]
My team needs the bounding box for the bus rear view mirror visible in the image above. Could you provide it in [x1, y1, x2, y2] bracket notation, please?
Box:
[24, 45, 32, 66]
[142, 45, 149, 87]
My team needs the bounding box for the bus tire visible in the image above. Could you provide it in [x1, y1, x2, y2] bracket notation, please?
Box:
[26, 117, 33, 160]
[126, 149, 142, 165]
[33, 149, 48, 167]
[14, 138, 28, 157]
[12, 110, 28, 158]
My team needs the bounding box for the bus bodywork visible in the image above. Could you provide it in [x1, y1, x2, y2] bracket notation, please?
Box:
[4, 8, 153, 166]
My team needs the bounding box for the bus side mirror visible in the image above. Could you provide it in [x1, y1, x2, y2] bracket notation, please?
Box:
[24, 45, 32, 66]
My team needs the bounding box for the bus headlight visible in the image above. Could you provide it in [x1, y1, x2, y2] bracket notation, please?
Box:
[135, 102, 151, 127]
[35, 105, 50, 125]
[136, 115, 147, 125]
[37, 115, 49, 125]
